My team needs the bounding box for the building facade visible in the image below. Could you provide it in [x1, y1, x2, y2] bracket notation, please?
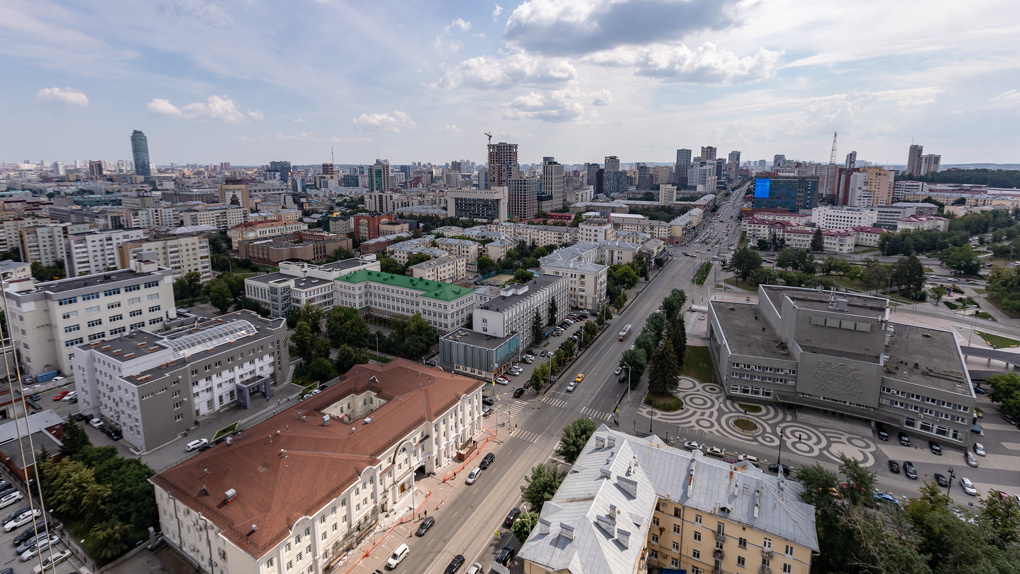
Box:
[120, 234, 213, 282]
[65, 228, 148, 277]
[227, 220, 308, 244]
[472, 276, 569, 349]
[131, 130, 151, 177]
[447, 187, 509, 222]
[334, 270, 475, 332]
[244, 257, 381, 318]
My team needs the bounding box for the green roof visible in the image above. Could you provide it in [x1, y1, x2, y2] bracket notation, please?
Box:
[336, 270, 475, 302]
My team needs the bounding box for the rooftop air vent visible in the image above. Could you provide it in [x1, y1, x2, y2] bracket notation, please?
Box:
[225, 489, 238, 505]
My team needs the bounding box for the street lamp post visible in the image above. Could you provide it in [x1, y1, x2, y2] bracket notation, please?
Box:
[622, 363, 632, 402]
[947, 467, 955, 496]
[649, 409, 655, 434]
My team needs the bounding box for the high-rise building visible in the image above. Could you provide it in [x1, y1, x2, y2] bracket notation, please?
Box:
[773, 154, 786, 170]
[131, 130, 151, 177]
[862, 167, 895, 206]
[726, 150, 741, 180]
[66, 228, 148, 277]
[88, 160, 104, 179]
[674, 149, 692, 185]
[509, 177, 540, 219]
[218, 179, 251, 210]
[636, 163, 651, 190]
[700, 146, 717, 162]
[752, 176, 818, 211]
[845, 151, 857, 169]
[322, 163, 335, 176]
[368, 160, 392, 192]
[604, 156, 620, 173]
[906, 144, 923, 177]
[488, 142, 519, 187]
[269, 160, 292, 183]
[920, 154, 941, 176]
[541, 157, 564, 208]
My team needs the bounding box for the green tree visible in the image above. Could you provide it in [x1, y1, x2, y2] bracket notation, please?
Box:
[326, 306, 370, 348]
[205, 279, 232, 314]
[661, 288, 687, 324]
[620, 348, 647, 387]
[978, 490, 1020, 548]
[988, 372, 1020, 419]
[284, 307, 301, 329]
[939, 244, 981, 275]
[476, 256, 497, 275]
[555, 418, 598, 463]
[292, 321, 316, 360]
[173, 271, 204, 306]
[776, 247, 807, 271]
[404, 253, 432, 270]
[298, 304, 325, 334]
[861, 259, 891, 292]
[42, 459, 111, 520]
[514, 268, 535, 283]
[334, 344, 369, 374]
[811, 228, 825, 252]
[548, 297, 558, 326]
[836, 452, 876, 507]
[87, 520, 134, 562]
[60, 417, 92, 458]
[730, 248, 762, 282]
[531, 309, 544, 345]
[582, 321, 598, 347]
[560, 339, 576, 357]
[307, 357, 337, 382]
[530, 361, 550, 392]
[666, 319, 686, 372]
[520, 463, 566, 511]
[647, 340, 681, 395]
[891, 255, 926, 292]
[822, 256, 854, 277]
[609, 264, 639, 290]
[379, 256, 403, 274]
[512, 510, 539, 543]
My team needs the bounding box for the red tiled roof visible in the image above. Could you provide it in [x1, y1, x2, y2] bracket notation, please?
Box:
[150, 359, 483, 559]
[852, 226, 886, 234]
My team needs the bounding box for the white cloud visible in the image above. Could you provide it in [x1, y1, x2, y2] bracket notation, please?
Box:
[504, 0, 741, 56]
[493, 4, 503, 21]
[352, 110, 416, 132]
[591, 89, 613, 106]
[587, 42, 781, 84]
[437, 124, 461, 132]
[275, 132, 321, 142]
[147, 95, 257, 123]
[34, 86, 89, 107]
[436, 52, 576, 89]
[503, 90, 584, 122]
[444, 18, 471, 34]
[988, 89, 1020, 110]
[329, 136, 374, 143]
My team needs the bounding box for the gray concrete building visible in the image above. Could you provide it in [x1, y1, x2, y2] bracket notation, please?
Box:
[438, 328, 523, 381]
[473, 275, 570, 350]
[72, 310, 288, 452]
[708, 286, 976, 446]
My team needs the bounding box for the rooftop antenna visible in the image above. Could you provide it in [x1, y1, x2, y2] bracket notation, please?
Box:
[829, 131, 838, 165]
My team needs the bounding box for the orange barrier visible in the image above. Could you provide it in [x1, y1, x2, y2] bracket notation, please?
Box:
[339, 490, 433, 574]
[442, 435, 492, 483]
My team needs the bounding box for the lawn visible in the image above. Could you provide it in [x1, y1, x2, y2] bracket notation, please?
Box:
[693, 262, 712, 286]
[737, 231, 748, 249]
[680, 346, 716, 384]
[986, 296, 1020, 319]
[974, 311, 996, 321]
[738, 403, 762, 413]
[214, 422, 238, 440]
[644, 394, 684, 411]
[368, 353, 393, 363]
[734, 418, 758, 432]
[722, 277, 755, 291]
[976, 331, 1020, 348]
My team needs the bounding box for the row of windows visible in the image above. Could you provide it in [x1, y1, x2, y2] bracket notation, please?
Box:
[730, 362, 797, 376]
[880, 398, 966, 423]
[904, 417, 963, 441]
[881, 386, 969, 412]
[730, 385, 775, 398]
[798, 392, 872, 411]
[730, 372, 793, 385]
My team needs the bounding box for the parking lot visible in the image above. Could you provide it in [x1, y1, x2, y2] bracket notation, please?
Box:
[0, 479, 82, 574]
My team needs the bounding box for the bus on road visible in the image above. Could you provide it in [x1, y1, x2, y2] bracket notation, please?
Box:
[619, 324, 632, 340]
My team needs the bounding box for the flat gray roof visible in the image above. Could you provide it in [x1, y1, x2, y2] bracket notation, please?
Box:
[712, 302, 791, 360]
[441, 328, 512, 350]
[477, 275, 564, 314]
[31, 268, 163, 295]
[244, 272, 291, 286]
[884, 323, 970, 393]
[291, 276, 333, 289]
[321, 258, 373, 272]
[762, 286, 888, 319]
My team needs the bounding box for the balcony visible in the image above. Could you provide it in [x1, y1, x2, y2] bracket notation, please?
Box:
[713, 549, 724, 560]
[761, 549, 773, 559]
[759, 568, 771, 574]
[715, 531, 726, 543]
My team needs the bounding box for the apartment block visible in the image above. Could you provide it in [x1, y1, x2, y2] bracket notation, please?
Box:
[4, 255, 177, 377]
[579, 222, 613, 243]
[66, 228, 148, 277]
[227, 220, 308, 244]
[72, 310, 287, 452]
[539, 256, 608, 310]
[120, 234, 213, 282]
[708, 286, 975, 445]
[0, 216, 53, 252]
[471, 275, 569, 349]
[519, 427, 818, 574]
[244, 256, 381, 318]
[334, 270, 475, 332]
[810, 205, 879, 230]
[408, 255, 467, 283]
[447, 187, 509, 222]
[151, 360, 484, 574]
[492, 222, 579, 246]
[20, 223, 71, 267]
[179, 206, 248, 230]
[434, 238, 480, 261]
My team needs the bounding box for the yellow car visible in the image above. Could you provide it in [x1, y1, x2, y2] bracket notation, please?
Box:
[574, 374, 585, 383]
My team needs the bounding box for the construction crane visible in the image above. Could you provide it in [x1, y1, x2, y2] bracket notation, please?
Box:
[829, 131, 838, 164]
[484, 132, 492, 145]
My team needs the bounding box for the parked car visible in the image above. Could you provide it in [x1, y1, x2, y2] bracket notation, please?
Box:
[19, 535, 59, 561]
[614, 366, 622, 375]
[767, 463, 792, 475]
[3, 508, 40, 532]
[12, 521, 57, 547]
[28, 394, 40, 402]
[480, 453, 495, 469]
[888, 460, 900, 474]
[966, 450, 978, 468]
[60, 391, 76, 402]
[0, 492, 24, 509]
[973, 386, 987, 395]
[482, 396, 495, 406]
[683, 441, 702, 451]
[465, 467, 481, 485]
[974, 443, 986, 457]
[898, 432, 910, 447]
[495, 545, 517, 566]
[903, 461, 918, 480]
[929, 441, 942, 455]
[444, 555, 465, 574]
[482, 407, 493, 418]
[32, 548, 71, 574]
[89, 418, 104, 429]
[466, 563, 483, 574]
[513, 388, 526, 398]
[933, 473, 948, 487]
[877, 430, 889, 441]
[72, 413, 87, 421]
[737, 454, 761, 467]
[874, 493, 900, 505]
[504, 507, 521, 527]
[386, 543, 409, 569]
[185, 438, 209, 452]
[705, 446, 724, 458]
[52, 391, 69, 401]
[415, 516, 435, 537]
[1002, 413, 1018, 426]
[960, 477, 977, 496]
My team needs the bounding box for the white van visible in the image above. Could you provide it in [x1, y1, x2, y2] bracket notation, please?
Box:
[387, 543, 409, 569]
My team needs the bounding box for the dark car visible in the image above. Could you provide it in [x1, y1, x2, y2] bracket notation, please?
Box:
[899, 432, 911, 447]
[496, 545, 517, 566]
[444, 555, 465, 574]
[1003, 413, 1018, 426]
[513, 388, 526, 398]
[523, 380, 532, 389]
[973, 386, 987, 395]
[480, 453, 495, 470]
[767, 463, 792, 475]
[105, 428, 123, 441]
[888, 460, 900, 474]
[482, 396, 495, 406]
[929, 441, 942, 455]
[415, 516, 435, 537]
[28, 394, 40, 402]
[197, 443, 213, 452]
[934, 473, 948, 487]
[877, 430, 888, 441]
[68, 397, 78, 404]
[618, 373, 626, 383]
[482, 406, 493, 418]
[72, 413, 87, 421]
[503, 507, 521, 528]
[12, 521, 56, 546]
[903, 461, 917, 480]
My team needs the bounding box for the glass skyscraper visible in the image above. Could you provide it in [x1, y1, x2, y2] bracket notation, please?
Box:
[131, 130, 151, 177]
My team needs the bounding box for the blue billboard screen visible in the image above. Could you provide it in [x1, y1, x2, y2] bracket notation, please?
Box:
[754, 179, 771, 198]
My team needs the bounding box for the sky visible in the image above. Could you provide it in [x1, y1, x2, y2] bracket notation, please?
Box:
[2, 0, 1019, 167]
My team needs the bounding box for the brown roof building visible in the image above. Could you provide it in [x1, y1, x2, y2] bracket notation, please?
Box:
[151, 359, 485, 574]
[237, 231, 353, 265]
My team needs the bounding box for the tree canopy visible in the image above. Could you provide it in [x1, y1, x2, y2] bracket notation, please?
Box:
[555, 418, 598, 464]
[521, 463, 566, 511]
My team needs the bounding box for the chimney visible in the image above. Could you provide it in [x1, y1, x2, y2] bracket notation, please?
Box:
[224, 489, 238, 504]
[595, 514, 616, 537]
[559, 523, 575, 541]
[538, 518, 551, 535]
[617, 529, 631, 548]
[595, 436, 606, 449]
[617, 476, 639, 498]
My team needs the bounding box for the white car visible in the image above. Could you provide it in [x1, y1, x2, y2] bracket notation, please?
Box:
[614, 366, 622, 375]
[60, 391, 76, 401]
[20, 535, 59, 561]
[738, 454, 762, 467]
[89, 418, 104, 429]
[3, 508, 40, 531]
[33, 548, 72, 573]
[960, 477, 977, 495]
[0, 491, 23, 509]
[465, 467, 481, 485]
[495, 377, 509, 385]
[185, 438, 209, 452]
[566, 381, 576, 392]
[683, 441, 702, 451]
[466, 563, 483, 574]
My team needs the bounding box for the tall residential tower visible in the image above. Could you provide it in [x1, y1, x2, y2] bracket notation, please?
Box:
[131, 130, 151, 177]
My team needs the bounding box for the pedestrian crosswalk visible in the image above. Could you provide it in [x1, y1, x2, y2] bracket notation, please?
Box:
[542, 397, 569, 408]
[580, 407, 614, 421]
[510, 429, 541, 443]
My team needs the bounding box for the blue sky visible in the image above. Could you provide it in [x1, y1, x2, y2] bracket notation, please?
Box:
[2, 0, 1019, 167]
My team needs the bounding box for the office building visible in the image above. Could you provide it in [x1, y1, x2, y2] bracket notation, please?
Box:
[752, 176, 818, 212]
[700, 146, 717, 162]
[810, 206, 879, 230]
[487, 142, 519, 188]
[408, 255, 467, 283]
[727, 150, 741, 180]
[72, 310, 286, 452]
[131, 130, 151, 178]
[472, 275, 569, 349]
[334, 270, 475, 332]
[237, 231, 353, 265]
[674, 149, 692, 185]
[772, 155, 786, 170]
[508, 177, 539, 219]
[244, 257, 380, 318]
[447, 187, 509, 222]
[227, 220, 308, 244]
[896, 215, 949, 232]
[519, 427, 819, 574]
[151, 360, 484, 574]
[218, 180, 252, 211]
[88, 160, 104, 179]
[906, 144, 923, 177]
[605, 156, 620, 173]
[368, 160, 392, 192]
[120, 235, 213, 282]
[65, 228, 148, 277]
[708, 285, 976, 445]
[4, 254, 177, 377]
[541, 157, 564, 209]
[920, 154, 941, 176]
[268, 160, 292, 183]
[179, 206, 248, 230]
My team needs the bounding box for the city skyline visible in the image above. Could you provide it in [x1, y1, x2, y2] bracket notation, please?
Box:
[2, 0, 1018, 166]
